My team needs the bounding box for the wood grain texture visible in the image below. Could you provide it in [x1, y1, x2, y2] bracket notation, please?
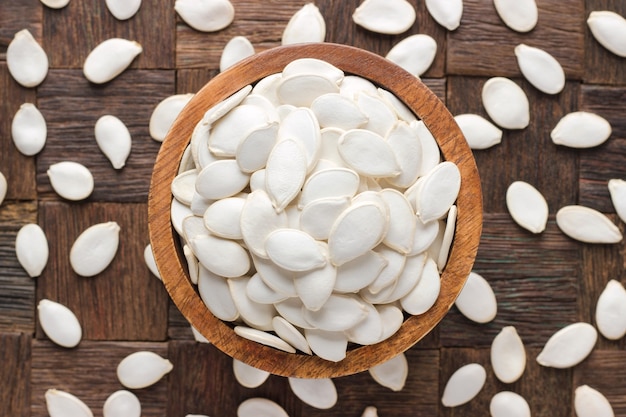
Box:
[584, 1, 626, 85]
[0, 0, 42, 60]
[31, 340, 169, 417]
[37, 202, 169, 341]
[573, 350, 626, 416]
[36, 69, 171, 203]
[0, 333, 31, 416]
[447, 0, 585, 79]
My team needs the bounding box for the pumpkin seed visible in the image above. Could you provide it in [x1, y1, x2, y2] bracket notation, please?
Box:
[117, 351, 173, 389]
[378, 88, 417, 123]
[105, 0, 141, 20]
[377, 252, 426, 304]
[416, 161, 461, 223]
[288, 377, 337, 409]
[377, 304, 404, 341]
[15, 223, 48, 278]
[40, 0, 70, 8]
[0, 171, 7, 206]
[220, 36, 255, 72]
[175, 0, 235, 32]
[506, 181, 549, 233]
[300, 196, 351, 240]
[45, 389, 93, 417]
[94, 115, 132, 169]
[203, 197, 245, 239]
[282, 3, 326, 45]
[368, 246, 405, 294]
[38, 299, 82, 348]
[494, 0, 537, 32]
[455, 271, 497, 323]
[380, 188, 416, 253]
[595, 280, 626, 340]
[236, 122, 279, 173]
[386, 34, 437, 77]
[304, 293, 368, 331]
[334, 250, 387, 293]
[294, 255, 336, 311]
[237, 398, 289, 417]
[47, 161, 94, 201]
[191, 325, 210, 343]
[70, 222, 120, 277]
[277, 108, 322, 171]
[454, 113, 502, 150]
[272, 316, 312, 354]
[144, 244, 161, 280]
[252, 254, 297, 296]
[265, 139, 308, 212]
[407, 216, 440, 256]
[6, 29, 49, 88]
[441, 363, 487, 407]
[481, 77, 530, 130]
[368, 352, 408, 391]
[362, 406, 378, 417]
[311, 93, 368, 130]
[171, 198, 193, 235]
[386, 122, 422, 188]
[490, 391, 531, 417]
[400, 256, 440, 315]
[282, 58, 344, 85]
[83, 38, 142, 84]
[182, 215, 209, 243]
[340, 75, 378, 99]
[246, 273, 289, 304]
[338, 129, 400, 177]
[345, 301, 383, 345]
[103, 390, 141, 417]
[233, 359, 270, 388]
[209, 104, 270, 157]
[149, 93, 194, 142]
[299, 168, 359, 208]
[277, 73, 340, 107]
[183, 244, 199, 285]
[234, 326, 297, 353]
[190, 234, 250, 278]
[196, 160, 249, 200]
[608, 179, 626, 223]
[12, 103, 47, 156]
[490, 326, 526, 384]
[252, 73, 282, 106]
[587, 11, 626, 58]
[356, 92, 397, 137]
[550, 111, 612, 148]
[515, 44, 565, 95]
[352, 0, 416, 35]
[425, 0, 463, 31]
[198, 265, 239, 321]
[171, 170, 198, 206]
[304, 328, 348, 362]
[556, 205, 622, 244]
[229, 277, 276, 331]
[574, 385, 615, 417]
[437, 205, 457, 271]
[275, 297, 314, 329]
[411, 120, 441, 176]
[536, 322, 597, 368]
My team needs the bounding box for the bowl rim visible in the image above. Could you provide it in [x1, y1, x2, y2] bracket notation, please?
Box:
[148, 42, 483, 378]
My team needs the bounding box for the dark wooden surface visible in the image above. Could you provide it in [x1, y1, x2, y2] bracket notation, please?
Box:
[1, 0, 625, 415]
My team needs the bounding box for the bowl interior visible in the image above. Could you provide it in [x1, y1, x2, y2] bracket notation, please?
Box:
[148, 43, 482, 378]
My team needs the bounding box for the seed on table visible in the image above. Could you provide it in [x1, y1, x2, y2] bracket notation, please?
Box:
[489, 391, 531, 417]
[38, 299, 82, 348]
[288, 377, 337, 409]
[233, 358, 270, 388]
[103, 390, 141, 417]
[587, 11, 626, 58]
[47, 161, 95, 202]
[94, 115, 132, 170]
[595, 280, 626, 340]
[490, 326, 526, 384]
[368, 352, 408, 392]
[282, 3, 326, 45]
[385, 34, 437, 78]
[506, 181, 549, 234]
[425, 0, 463, 31]
[69, 221, 120, 278]
[0, 171, 7, 206]
[143, 244, 161, 280]
[493, 0, 538, 32]
[15, 223, 49, 278]
[536, 322, 597, 368]
[514, 44, 565, 95]
[608, 179, 626, 223]
[441, 363, 487, 407]
[481, 77, 530, 130]
[454, 113, 503, 150]
[352, 0, 416, 35]
[183, 244, 199, 285]
[174, 0, 235, 32]
[550, 111, 612, 148]
[117, 351, 173, 389]
[40, 0, 70, 8]
[45, 389, 93, 417]
[12, 103, 47, 156]
[83, 38, 143, 84]
[105, 0, 141, 20]
[6, 29, 49, 88]
[454, 271, 497, 324]
[361, 406, 378, 417]
[219, 36, 254, 72]
[149, 93, 195, 142]
[556, 205, 622, 244]
[237, 398, 289, 417]
[574, 385, 615, 417]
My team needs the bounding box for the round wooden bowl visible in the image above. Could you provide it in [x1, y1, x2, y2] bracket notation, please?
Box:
[148, 43, 482, 378]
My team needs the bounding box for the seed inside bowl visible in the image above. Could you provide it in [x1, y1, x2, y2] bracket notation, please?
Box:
[170, 58, 460, 361]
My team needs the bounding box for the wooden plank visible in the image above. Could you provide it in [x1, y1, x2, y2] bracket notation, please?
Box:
[0, 333, 31, 416]
[584, 1, 626, 85]
[0, 64, 37, 200]
[37, 202, 169, 341]
[167, 300, 195, 340]
[0, 0, 42, 60]
[0, 201, 37, 333]
[447, 0, 585, 79]
[447, 76, 580, 213]
[573, 350, 626, 416]
[31, 340, 169, 417]
[36, 69, 172, 203]
[177, 68, 219, 95]
[42, 0, 175, 69]
[439, 214, 580, 347]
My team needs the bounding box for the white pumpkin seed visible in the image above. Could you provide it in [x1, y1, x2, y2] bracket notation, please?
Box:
[103, 390, 141, 417]
[362, 406, 378, 417]
[551, 111, 611, 148]
[454, 113, 502, 150]
[299, 168, 359, 208]
[277, 73, 340, 108]
[275, 297, 313, 329]
[45, 389, 93, 417]
[304, 294, 368, 331]
[356, 92, 398, 137]
[183, 244, 199, 285]
[47, 161, 94, 201]
[175, 0, 234, 32]
[233, 359, 270, 388]
[94, 115, 132, 169]
[171, 198, 193, 235]
[246, 273, 289, 304]
[493, 0, 537, 32]
[198, 265, 239, 321]
[229, 277, 275, 331]
[38, 299, 82, 348]
[375, 252, 426, 304]
[294, 255, 336, 311]
[556, 205, 622, 244]
[204, 85, 253, 127]
[412, 120, 441, 176]
[377, 304, 404, 341]
[241, 190, 290, 258]
[378, 88, 417, 124]
[481, 77, 530, 130]
[277, 108, 321, 171]
[490, 326, 526, 384]
[234, 326, 297, 353]
[455, 271, 497, 323]
[265, 139, 308, 212]
[300, 196, 351, 240]
[340, 75, 378, 99]
[149, 93, 194, 142]
[416, 161, 461, 223]
[220, 36, 255, 72]
[515, 44, 565, 95]
[190, 234, 250, 278]
[191, 325, 210, 343]
[117, 351, 173, 389]
[368, 246, 405, 294]
[0, 171, 7, 206]
[588, 11, 626, 58]
[203, 197, 245, 239]
[490, 391, 531, 417]
[595, 280, 626, 340]
[334, 250, 387, 293]
[311, 93, 368, 130]
[40, 0, 70, 8]
[338, 129, 400, 177]
[386, 34, 437, 77]
[608, 179, 626, 223]
[272, 316, 312, 354]
[441, 363, 487, 407]
[83, 38, 142, 84]
[252, 73, 282, 106]
[380, 188, 416, 253]
[15, 223, 48, 279]
[12, 103, 47, 156]
[237, 398, 289, 417]
[345, 301, 383, 345]
[304, 328, 348, 362]
[236, 122, 278, 173]
[506, 181, 548, 233]
[209, 104, 270, 157]
[328, 201, 388, 266]
[536, 322, 597, 368]
[288, 377, 337, 409]
[425, 0, 463, 31]
[401, 256, 440, 315]
[70, 222, 120, 277]
[182, 215, 209, 243]
[105, 0, 141, 20]
[253, 254, 297, 296]
[282, 58, 344, 85]
[171, 170, 197, 206]
[6, 29, 49, 88]
[437, 204, 456, 271]
[368, 352, 408, 391]
[282, 3, 326, 45]
[196, 160, 249, 200]
[144, 244, 161, 280]
[352, 0, 416, 35]
[407, 216, 440, 256]
[575, 385, 615, 417]
[386, 122, 422, 188]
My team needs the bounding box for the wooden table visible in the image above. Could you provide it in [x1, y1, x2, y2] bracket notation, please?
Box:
[1, 0, 625, 416]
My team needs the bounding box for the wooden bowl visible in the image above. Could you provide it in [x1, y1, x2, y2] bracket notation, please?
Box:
[148, 43, 482, 378]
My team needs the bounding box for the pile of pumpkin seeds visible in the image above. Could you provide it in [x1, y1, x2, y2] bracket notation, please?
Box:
[3, 0, 626, 416]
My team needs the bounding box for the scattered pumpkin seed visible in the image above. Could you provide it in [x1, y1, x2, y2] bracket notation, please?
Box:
[454, 271, 497, 323]
[514, 44, 565, 95]
[595, 280, 626, 340]
[40, 0, 70, 8]
[38, 299, 82, 348]
[175, 0, 235, 32]
[282, 3, 326, 45]
[425, 0, 463, 31]
[69, 221, 120, 277]
[490, 391, 531, 417]
[506, 181, 549, 233]
[288, 377, 337, 409]
[608, 179, 626, 223]
[47, 161, 94, 201]
[441, 363, 487, 407]
[105, 0, 141, 20]
[117, 351, 173, 389]
[385, 34, 437, 78]
[94, 115, 132, 169]
[143, 244, 161, 280]
[454, 113, 502, 150]
[11, 103, 47, 156]
[550, 111, 612, 148]
[493, 0, 538, 32]
[368, 352, 408, 392]
[83, 38, 142, 84]
[587, 11, 626, 58]
[556, 205, 622, 244]
[149, 93, 195, 142]
[237, 398, 289, 417]
[481, 77, 530, 130]
[6, 29, 49, 88]
[574, 385, 615, 417]
[0, 171, 7, 206]
[233, 359, 270, 388]
[352, 0, 416, 35]
[45, 389, 93, 417]
[490, 326, 526, 383]
[103, 390, 141, 417]
[536, 322, 597, 368]
[361, 406, 378, 417]
[15, 223, 49, 278]
[220, 36, 255, 72]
